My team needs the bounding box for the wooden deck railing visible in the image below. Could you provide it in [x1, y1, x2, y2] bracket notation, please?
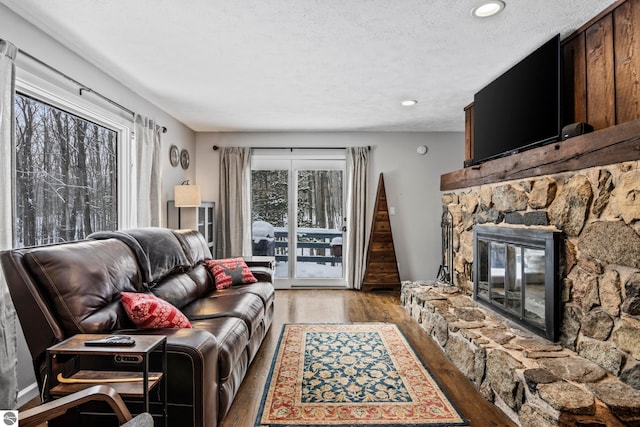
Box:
[273, 230, 342, 264]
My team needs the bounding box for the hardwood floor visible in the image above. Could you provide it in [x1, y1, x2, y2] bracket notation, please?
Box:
[223, 289, 516, 427]
[21, 289, 516, 426]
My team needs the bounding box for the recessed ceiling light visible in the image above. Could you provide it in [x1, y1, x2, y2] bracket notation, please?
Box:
[471, 1, 505, 18]
[401, 100, 418, 106]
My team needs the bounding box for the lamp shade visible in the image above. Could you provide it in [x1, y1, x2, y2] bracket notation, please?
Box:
[174, 184, 201, 207]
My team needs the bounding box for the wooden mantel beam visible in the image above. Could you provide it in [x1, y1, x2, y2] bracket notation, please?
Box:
[440, 119, 640, 192]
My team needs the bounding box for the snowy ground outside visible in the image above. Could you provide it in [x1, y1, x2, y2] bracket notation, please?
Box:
[276, 261, 343, 278]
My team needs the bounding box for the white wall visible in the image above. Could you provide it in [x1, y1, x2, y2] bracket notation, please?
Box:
[1, 4, 196, 406]
[195, 131, 464, 281]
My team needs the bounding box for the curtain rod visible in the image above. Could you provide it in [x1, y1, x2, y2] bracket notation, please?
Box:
[18, 49, 167, 133]
[212, 145, 370, 151]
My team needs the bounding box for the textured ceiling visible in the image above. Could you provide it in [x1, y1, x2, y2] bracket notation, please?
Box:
[1, 0, 616, 132]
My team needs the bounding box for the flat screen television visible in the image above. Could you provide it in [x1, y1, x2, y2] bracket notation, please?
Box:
[472, 34, 561, 166]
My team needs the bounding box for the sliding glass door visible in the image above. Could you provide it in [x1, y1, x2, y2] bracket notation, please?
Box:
[251, 152, 346, 288]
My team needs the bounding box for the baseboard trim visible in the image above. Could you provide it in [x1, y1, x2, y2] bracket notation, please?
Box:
[17, 382, 39, 408]
[291, 285, 349, 289]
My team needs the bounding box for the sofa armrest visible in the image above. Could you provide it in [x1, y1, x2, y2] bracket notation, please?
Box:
[248, 266, 273, 283]
[243, 257, 275, 270]
[243, 257, 275, 283]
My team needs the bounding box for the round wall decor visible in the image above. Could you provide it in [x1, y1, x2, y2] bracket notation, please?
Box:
[180, 149, 190, 169]
[169, 145, 179, 167]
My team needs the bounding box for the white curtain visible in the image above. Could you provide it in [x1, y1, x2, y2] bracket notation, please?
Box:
[218, 147, 252, 258]
[135, 115, 162, 227]
[0, 38, 18, 410]
[346, 147, 369, 289]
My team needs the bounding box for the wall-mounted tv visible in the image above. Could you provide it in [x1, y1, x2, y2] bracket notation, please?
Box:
[472, 34, 561, 166]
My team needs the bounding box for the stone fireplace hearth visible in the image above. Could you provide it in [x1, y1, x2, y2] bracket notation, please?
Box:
[401, 281, 640, 426]
[408, 159, 640, 426]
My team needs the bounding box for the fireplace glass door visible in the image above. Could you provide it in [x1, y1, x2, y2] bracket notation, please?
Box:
[474, 225, 561, 341]
[524, 247, 546, 328]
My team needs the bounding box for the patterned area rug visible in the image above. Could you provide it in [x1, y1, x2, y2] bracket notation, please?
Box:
[256, 323, 468, 426]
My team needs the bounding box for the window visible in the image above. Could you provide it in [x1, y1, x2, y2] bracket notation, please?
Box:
[14, 93, 118, 246]
[13, 61, 135, 248]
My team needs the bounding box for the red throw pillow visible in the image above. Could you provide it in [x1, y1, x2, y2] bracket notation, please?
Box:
[120, 292, 191, 329]
[204, 257, 258, 290]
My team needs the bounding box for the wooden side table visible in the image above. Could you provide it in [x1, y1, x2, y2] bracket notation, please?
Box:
[46, 334, 167, 426]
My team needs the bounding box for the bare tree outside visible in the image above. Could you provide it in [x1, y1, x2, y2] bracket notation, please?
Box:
[14, 93, 118, 247]
[250, 169, 343, 230]
[296, 170, 343, 230]
[251, 170, 288, 227]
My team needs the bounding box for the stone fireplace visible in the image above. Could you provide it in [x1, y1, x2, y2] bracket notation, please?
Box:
[401, 158, 640, 426]
[444, 164, 640, 367]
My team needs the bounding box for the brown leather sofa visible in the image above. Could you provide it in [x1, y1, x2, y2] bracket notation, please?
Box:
[1, 227, 275, 427]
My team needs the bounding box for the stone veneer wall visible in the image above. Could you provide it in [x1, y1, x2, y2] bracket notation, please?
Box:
[444, 162, 640, 384]
[413, 161, 640, 425]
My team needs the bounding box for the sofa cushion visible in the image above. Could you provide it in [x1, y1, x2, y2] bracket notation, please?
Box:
[181, 293, 264, 338]
[121, 292, 192, 329]
[88, 231, 153, 285]
[204, 258, 257, 290]
[213, 281, 275, 307]
[172, 229, 213, 264]
[22, 239, 141, 334]
[150, 264, 213, 309]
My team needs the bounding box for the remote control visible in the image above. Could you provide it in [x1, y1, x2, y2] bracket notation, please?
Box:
[85, 335, 136, 347]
